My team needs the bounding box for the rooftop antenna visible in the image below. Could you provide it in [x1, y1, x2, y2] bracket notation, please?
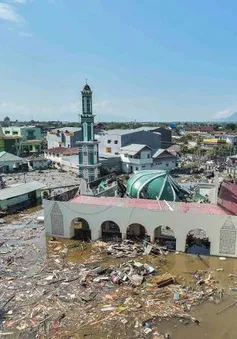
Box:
[85, 78, 88, 84]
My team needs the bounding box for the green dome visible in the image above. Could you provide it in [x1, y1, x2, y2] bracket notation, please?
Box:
[126, 170, 189, 201]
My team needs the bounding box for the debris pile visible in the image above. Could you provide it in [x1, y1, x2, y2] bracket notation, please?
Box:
[107, 240, 167, 258]
[0, 213, 228, 338]
[92, 260, 155, 286]
[0, 240, 224, 338]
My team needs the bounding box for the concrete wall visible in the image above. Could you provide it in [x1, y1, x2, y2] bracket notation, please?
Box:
[152, 127, 172, 144]
[29, 160, 48, 170]
[98, 131, 161, 156]
[1, 189, 42, 210]
[3, 126, 41, 141]
[122, 162, 152, 173]
[98, 134, 122, 156]
[44, 199, 237, 257]
[0, 193, 28, 210]
[122, 131, 161, 152]
[46, 133, 62, 149]
[152, 157, 177, 170]
[47, 130, 82, 149]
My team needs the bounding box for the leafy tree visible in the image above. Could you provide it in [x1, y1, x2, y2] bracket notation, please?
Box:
[226, 123, 236, 131]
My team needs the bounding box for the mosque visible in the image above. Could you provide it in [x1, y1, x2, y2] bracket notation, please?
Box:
[44, 84, 237, 258]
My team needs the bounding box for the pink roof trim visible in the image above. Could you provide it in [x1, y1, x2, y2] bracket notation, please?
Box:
[71, 196, 231, 215]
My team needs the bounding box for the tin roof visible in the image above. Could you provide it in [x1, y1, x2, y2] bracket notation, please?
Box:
[120, 144, 151, 156]
[0, 152, 23, 162]
[0, 181, 46, 200]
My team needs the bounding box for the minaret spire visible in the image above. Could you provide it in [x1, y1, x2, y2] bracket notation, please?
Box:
[77, 83, 101, 182]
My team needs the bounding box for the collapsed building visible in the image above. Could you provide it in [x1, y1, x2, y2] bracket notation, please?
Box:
[44, 169, 237, 258]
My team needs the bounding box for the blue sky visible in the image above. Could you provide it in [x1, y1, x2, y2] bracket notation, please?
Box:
[1, 0, 237, 122]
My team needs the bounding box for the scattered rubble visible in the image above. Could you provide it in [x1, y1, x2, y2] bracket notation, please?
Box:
[107, 240, 167, 258]
[0, 211, 233, 338]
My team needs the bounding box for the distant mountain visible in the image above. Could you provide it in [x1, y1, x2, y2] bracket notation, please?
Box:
[218, 112, 237, 122]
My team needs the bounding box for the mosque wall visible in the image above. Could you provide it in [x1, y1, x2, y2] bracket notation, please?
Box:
[44, 199, 237, 258]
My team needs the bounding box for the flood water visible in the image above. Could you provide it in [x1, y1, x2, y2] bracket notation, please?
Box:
[157, 297, 237, 339]
[54, 238, 237, 338]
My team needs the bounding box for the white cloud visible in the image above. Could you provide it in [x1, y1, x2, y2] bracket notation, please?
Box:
[0, 3, 23, 23]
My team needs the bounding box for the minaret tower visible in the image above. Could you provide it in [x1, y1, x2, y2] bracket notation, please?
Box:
[78, 83, 101, 181]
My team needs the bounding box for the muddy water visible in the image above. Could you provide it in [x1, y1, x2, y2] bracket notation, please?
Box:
[158, 254, 237, 339]
[157, 298, 237, 339]
[49, 238, 237, 338]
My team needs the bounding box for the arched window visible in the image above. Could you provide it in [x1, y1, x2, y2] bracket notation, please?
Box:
[83, 97, 87, 113]
[83, 122, 88, 141]
[91, 122, 94, 140]
[82, 145, 88, 165]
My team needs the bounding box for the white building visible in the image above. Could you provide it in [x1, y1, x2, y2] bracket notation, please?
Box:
[120, 145, 177, 174]
[120, 144, 153, 173]
[0, 181, 45, 211]
[46, 127, 82, 149]
[221, 135, 237, 146]
[96, 129, 161, 157]
[44, 196, 237, 257]
[0, 151, 24, 172]
[44, 147, 78, 166]
[152, 149, 177, 171]
[2, 126, 41, 141]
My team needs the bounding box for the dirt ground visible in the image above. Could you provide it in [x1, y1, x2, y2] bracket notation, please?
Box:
[1, 210, 237, 338]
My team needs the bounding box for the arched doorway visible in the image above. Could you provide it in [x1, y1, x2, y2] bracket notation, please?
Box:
[185, 229, 210, 255]
[154, 226, 176, 250]
[101, 221, 122, 242]
[71, 218, 91, 241]
[126, 223, 147, 240]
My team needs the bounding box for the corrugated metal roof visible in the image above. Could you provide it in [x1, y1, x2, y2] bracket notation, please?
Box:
[0, 152, 24, 162]
[134, 126, 160, 131]
[105, 129, 136, 135]
[121, 144, 151, 156]
[0, 181, 46, 200]
[152, 149, 174, 159]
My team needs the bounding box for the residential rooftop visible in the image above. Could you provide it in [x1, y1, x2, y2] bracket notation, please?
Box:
[102, 129, 161, 136]
[120, 144, 151, 156]
[0, 151, 23, 162]
[0, 181, 46, 200]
